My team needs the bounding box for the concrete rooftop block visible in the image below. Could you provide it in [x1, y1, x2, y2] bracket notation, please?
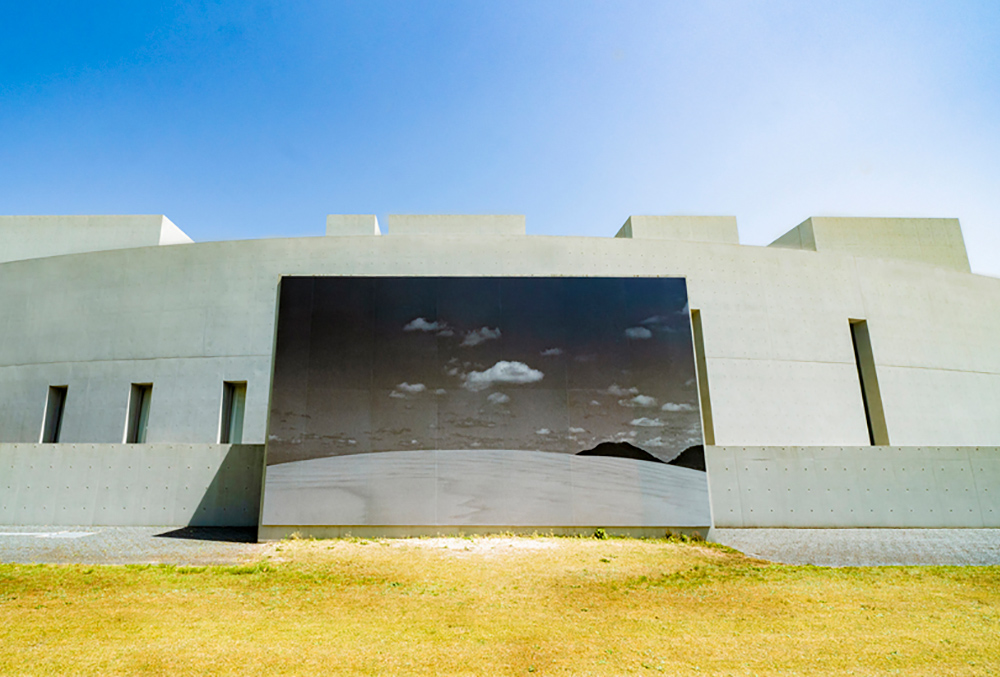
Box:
[387, 214, 526, 236]
[615, 215, 739, 244]
[326, 214, 381, 236]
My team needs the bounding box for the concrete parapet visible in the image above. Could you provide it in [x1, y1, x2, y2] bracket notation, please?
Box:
[0, 443, 264, 527]
[615, 215, 739, 244]
[0, 215, 193, 263]
[387, 214, 526, 236]
[769, 217, 970, 272]
[706, 445, 1000, 527]
[326, 214, 381, 236]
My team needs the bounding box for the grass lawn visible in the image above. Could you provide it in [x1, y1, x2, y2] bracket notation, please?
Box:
[2, 535, 999, 675]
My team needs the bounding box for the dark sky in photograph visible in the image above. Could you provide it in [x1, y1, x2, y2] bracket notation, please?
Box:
[267, 277, 702, 465]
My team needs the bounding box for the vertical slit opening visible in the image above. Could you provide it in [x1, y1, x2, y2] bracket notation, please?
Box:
[691, 309, 715, 445]
[41, 386, 67, 443]
[126, 383, 153, 443]
[849, 319, 889, 445]
[220, 381, 247, 444]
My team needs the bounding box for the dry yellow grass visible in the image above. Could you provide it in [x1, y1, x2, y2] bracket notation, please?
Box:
[2, 535, 999, 675]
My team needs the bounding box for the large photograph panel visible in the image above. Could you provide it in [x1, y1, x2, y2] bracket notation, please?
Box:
[266, 277, 702, 467]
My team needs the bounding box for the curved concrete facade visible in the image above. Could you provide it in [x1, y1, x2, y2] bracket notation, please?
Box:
[2, 214, 997, 449]
[2, 213, 998, 531]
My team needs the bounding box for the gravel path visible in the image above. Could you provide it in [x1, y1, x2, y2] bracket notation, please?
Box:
[710, 528, 1000, 566]
[0, 526, 265, 565]
[5, 526, 1000, 567]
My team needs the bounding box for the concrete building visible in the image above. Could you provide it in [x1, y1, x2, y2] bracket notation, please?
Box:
[2, 213, 998, 535]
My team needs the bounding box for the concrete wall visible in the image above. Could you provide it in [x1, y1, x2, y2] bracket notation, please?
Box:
[0, 215, 192, 263]
[5, 439, 997, 530]
[706, 446, 1000, 527]
[2, 215, 1000, 451]
[0, 444, 264, 526]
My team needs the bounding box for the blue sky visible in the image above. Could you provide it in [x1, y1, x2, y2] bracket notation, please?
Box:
[2, 1, 999, 272]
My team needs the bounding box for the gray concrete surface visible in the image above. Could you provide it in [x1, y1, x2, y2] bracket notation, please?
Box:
[706, 446, 1000, 528]
[710, 528, 1000, 566]
[0, 526, 264, 565]
[2, 444, 264, 526]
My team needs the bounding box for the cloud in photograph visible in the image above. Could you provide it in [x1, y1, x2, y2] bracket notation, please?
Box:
[461, 326, 501, 347]
[619, 394, 658, 408]
[403, 317, 444, 332]
[644, 436, 669, 447]
[536, 428, 551, 435]
[464, 360, 544, 391]
[607, 384, 639, 397]
[625, 326, 652, 340]
[487, 392, 510, 405]
[540, 347, 563, 356]
[661, 402, 696, 412]
[630, 417, 666, 427]
[437, 328, 455, 337]
[638, 313, 685, 333]
[569, 427, 587, 434]
[389, 382, 426, 398]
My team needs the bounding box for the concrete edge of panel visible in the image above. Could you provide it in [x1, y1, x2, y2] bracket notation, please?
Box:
[258, 525, 709, 541]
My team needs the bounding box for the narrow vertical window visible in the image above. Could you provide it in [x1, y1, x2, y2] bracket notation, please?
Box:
[40, 386, 67, 443]
[691, 309, 715, 445]
[220, 381, 247, 444]
[126, 383, 153, 443]
[849, 319, 889, 445]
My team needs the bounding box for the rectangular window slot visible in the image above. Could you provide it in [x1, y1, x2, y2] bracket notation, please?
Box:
[691, 309, 715, 445]
[850, 319, 889, 445]
[125, 383, 153, 443]
[40, 386, 67, 443]
[220, 381, 247, 444]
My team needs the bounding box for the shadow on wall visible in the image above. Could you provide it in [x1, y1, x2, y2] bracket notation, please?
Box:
[186, 444, 264, 528]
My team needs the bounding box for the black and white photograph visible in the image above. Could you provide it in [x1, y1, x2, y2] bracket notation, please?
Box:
[266, 276, 703, 467]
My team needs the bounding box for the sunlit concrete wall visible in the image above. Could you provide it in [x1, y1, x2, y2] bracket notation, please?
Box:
[1, 214, 999, 449]
[706, 446, 1000, 527]
[0, 444, 264, 526]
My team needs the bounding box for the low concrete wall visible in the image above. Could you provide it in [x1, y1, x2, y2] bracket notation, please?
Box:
[0, 444, 264, 526]
[707, 446, 1000, 527]
[7, 443, 998, 530]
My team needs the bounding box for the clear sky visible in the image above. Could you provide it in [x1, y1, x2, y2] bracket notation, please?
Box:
[2, 1, 998, 273]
